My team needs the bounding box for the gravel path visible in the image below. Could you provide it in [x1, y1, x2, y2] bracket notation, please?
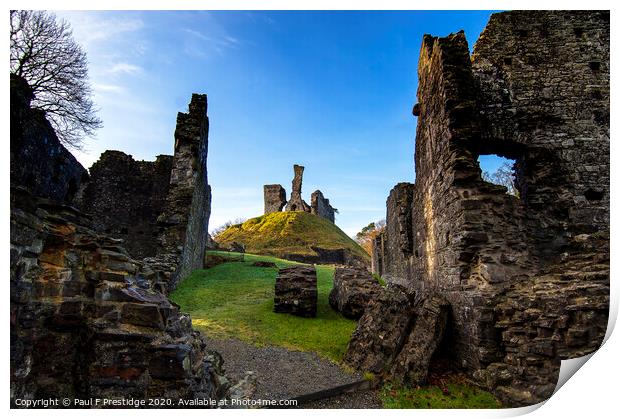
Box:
[300, 389, 383, 409]
[206, 337, 375, 404]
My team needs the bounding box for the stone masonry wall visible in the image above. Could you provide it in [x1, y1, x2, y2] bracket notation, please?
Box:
[10, 188, 227, 404]
[378, 183, 417, 288]
[158, 94, 212, 290]
[367, 11, 609, 406]
[10, 74, 88, 204]
[76, 151, 173, 259]
[264, 184, 287, 214]
[310, 190, 336, 223]
[10, 79, 227, 405]
[284, 164, 310, 212]
[472, 10, 610, 254]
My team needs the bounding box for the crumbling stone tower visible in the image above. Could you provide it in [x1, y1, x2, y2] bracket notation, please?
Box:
[264, 184, 287, 214]
[157, 94, 212, 287]
[284, 164, 311, 212]
[357, 10, 609, 407]
[263, 164, 337, 223]
[310, 190, 337, 223]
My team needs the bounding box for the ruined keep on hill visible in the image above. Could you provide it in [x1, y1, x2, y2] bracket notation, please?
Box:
[264, 164, 337, 223]
[361, 11, 609, 406]
[10, 74, 227, 404]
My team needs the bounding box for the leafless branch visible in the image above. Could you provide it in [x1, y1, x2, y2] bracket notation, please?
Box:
[10, 10, 102, 149]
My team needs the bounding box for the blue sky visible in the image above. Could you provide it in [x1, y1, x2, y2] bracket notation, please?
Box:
[57, 10, 498, 236]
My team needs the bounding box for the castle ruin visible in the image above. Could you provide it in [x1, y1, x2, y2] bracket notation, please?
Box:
[10, 75, 227, 404]
[351, 10, 610, 407]
[264, 164, 337, 223]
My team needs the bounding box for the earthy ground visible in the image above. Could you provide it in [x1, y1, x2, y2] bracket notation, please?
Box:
[301, 390, 382, 409]
[207, 337, 382, 408]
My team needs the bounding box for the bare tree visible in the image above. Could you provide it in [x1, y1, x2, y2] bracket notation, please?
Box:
[482, 161, 519, 197]
[211, 217, 247, 238]
[10, 10, 102, 149]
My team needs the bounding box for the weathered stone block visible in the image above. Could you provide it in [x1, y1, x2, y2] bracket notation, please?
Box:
[148, 344, 192, 380]
[344, 285, 416, 373]
[274, 266, 317, 317]
[329, 267, 382, 319]
[121, 303, 164, 329]
[390, 295, 450, 385]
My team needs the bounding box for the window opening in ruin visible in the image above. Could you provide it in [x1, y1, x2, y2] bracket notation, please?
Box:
[478, 155, 519, 197]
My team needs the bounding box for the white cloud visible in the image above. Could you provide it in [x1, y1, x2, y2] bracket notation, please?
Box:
[92, 83, 124, 93]
[109, 63, 143, 75]
[182, 27, 243, 51]
[57, 12, 145, 48]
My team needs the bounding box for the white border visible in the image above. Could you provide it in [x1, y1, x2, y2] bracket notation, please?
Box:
[3, 2, 617, 418]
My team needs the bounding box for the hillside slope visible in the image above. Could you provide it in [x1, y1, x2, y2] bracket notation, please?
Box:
[215, 212, 370, 265]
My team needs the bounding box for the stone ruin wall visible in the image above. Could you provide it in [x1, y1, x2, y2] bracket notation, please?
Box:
[158, 94, 212, 287]
[263, 165, 337, 223]
[284, 164, 311, 212]
[10, 75, 89, 205]
[76, 151, 173, 259]
[10, 189, 227, 403]
[10, 77, 225, 404]
[77, 94, 211, 292]
[264, 184, 287, 214]
[379, 183, 416, 287]
[370, 11, 609, 406]
[310, 190, 336, 223]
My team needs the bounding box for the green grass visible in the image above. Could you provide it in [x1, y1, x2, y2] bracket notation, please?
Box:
[380, 378, 501, 409]
[170, 251, 357, 363]
[373, 272, 387, 287]
[215, 211, 370, 263]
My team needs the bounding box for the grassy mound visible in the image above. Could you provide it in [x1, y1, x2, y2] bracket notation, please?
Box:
[214, 211, 370, 264]
[170, 251, 357, 362]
